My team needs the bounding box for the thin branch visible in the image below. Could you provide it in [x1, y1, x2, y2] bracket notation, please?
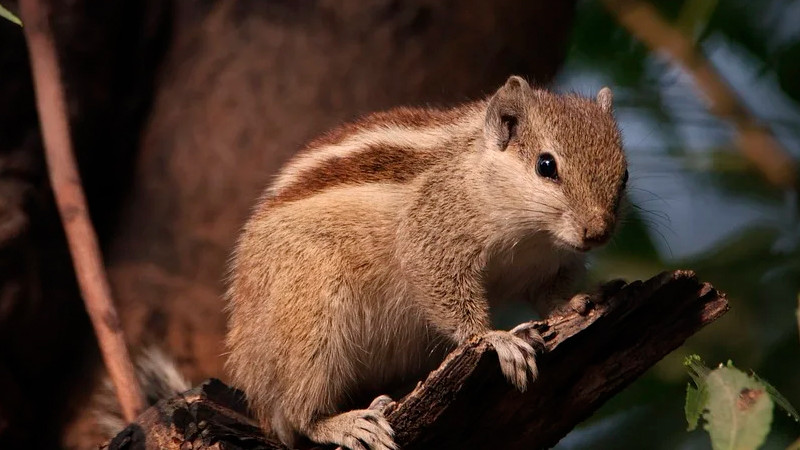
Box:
[602, 0, 798, 190]
[19, 0, 144, 422]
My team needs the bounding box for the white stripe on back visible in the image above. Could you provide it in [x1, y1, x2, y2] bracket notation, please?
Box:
[269, 109, 485, 196]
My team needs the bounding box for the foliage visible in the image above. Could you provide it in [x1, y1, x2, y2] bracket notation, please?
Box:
[0, 3, 21, 26]
[702, 366, 772, 450]
[685, 355, 711, 432]
[684, 355, 800, 449]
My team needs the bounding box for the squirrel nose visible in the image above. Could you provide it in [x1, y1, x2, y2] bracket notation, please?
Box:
[582, 214, 613, 247]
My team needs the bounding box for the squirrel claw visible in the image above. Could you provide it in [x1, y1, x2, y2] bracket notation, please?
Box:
[598, 278, 627, 300]
[510, 322, 546, 353]
[568, 293, 593, 315]
[368, 395, 396, 415]
[569, 278, 628, 315]
[482, 330, 539, 392]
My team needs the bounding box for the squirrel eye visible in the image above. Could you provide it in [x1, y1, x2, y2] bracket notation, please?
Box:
[536, 153, 558, 180]
[622, 169, 629, 189]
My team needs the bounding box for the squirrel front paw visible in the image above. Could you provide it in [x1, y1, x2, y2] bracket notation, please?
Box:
[368, 394, 396, 415]
[325, 409, 396, 450]
[482, 330, 540, 392]
[510, 322, 546, 353]
[568, 278, 628, 315]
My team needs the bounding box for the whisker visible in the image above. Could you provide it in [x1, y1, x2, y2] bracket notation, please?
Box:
[646, 225, 674, 259]
[627, 203, 672, 225]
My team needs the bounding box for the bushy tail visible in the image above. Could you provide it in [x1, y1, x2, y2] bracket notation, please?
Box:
[92, 347, 191, 439]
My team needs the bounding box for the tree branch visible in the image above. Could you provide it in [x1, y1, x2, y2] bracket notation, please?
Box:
[602, 0, 797, 190]
[104, 270, 728, 449]
[19, 0, 144, 422]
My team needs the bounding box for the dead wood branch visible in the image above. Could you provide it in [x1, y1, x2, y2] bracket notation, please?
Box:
[19, 0, 144, 421]
[602, 0, 797, 189]
[105, 270, 728, 449]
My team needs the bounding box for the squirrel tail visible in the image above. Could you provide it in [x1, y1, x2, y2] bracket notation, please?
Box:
[92, 346, 191, 439]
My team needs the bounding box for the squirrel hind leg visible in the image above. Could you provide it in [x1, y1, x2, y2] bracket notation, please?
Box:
[306, 408, 397, 450]
[268, 408, 298, 449]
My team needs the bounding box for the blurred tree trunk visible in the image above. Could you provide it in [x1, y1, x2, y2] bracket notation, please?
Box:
[0, 1, 169, 448]
[0, 1, 577, 448]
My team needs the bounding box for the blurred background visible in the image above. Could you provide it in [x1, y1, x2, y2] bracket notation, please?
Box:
[0, 0, 797, 448]
[556, 0, 800, 448]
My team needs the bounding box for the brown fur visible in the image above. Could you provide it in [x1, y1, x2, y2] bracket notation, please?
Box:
[226, 76, 627, 450]
[305, 104, 481, 150]
[266, 144, 445, 207]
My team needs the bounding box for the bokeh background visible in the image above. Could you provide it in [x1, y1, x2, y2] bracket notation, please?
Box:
[0, 0, 797, 448]
[555, 1, 800, 448]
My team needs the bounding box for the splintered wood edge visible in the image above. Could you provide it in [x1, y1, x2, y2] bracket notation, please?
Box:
[106, 270, 729, 450]
[105, 381, 286, 450]
[386, 269, 729, 445]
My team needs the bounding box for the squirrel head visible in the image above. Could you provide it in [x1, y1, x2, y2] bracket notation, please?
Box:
[482, 75, 627, 252]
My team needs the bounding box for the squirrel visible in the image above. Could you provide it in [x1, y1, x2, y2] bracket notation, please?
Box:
[224, 75, 628, 450]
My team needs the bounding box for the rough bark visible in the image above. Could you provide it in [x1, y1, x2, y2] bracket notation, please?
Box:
[104, 270, 728, 450]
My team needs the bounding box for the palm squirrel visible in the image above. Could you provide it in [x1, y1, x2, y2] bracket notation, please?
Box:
[225, 75, 628, 450]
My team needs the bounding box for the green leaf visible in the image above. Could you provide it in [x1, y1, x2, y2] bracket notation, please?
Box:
[0, 4, 22, 26]
[685, 355, 711, 431]
[751, 372, 800, 423]
[704, 367, 773, 450]
[685, 354, 712, 385]
[686, 382, 707, 431]
[683, 356, 781, 447]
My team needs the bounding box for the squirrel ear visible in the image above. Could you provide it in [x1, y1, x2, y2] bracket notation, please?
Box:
[485, 76, 530, 151]
[597, 87, 613, 113]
